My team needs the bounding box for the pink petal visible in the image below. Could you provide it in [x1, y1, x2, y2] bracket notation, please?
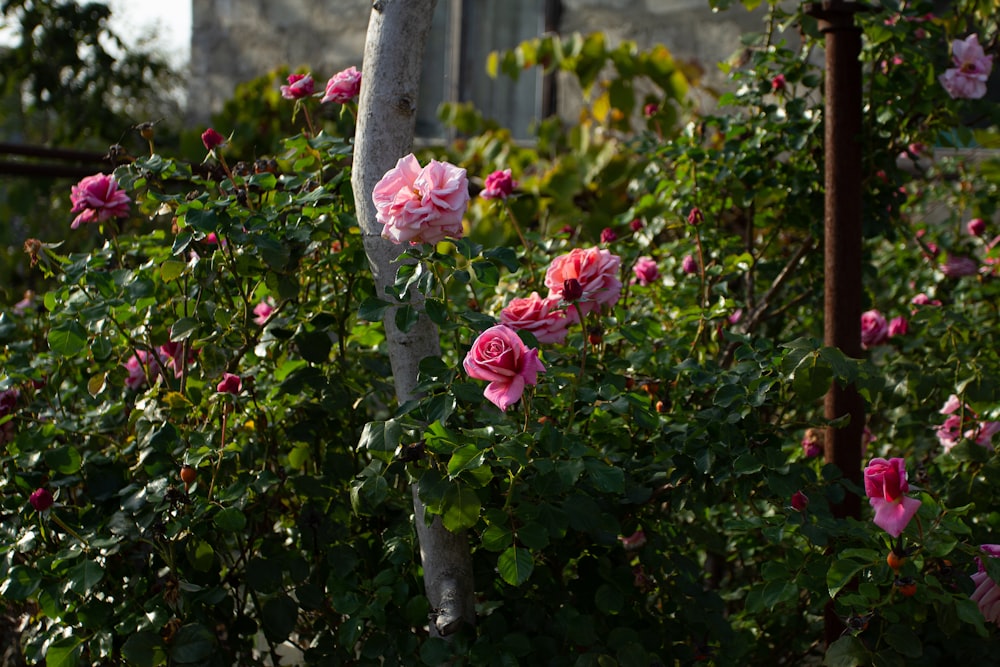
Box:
[869, 495, 921, 537]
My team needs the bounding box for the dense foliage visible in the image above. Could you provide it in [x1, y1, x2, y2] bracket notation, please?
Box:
[2, 1, 1000, 665]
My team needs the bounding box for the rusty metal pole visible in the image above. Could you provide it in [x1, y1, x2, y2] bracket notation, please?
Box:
[808, 0, 865, 645]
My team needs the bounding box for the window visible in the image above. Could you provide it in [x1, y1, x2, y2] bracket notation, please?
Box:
[416, 0, 559, 140]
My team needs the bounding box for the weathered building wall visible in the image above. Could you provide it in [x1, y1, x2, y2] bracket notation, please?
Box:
[187, 0, 771, 128]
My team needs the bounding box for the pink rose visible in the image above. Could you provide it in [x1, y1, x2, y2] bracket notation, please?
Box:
[864, 457, 921, 537]
[801, 428, 823, 458]
[463, 324, 545, 411]
[159, 340, 194, 379]
[253, 298, 276, 326]
[911, 292, 941, 308]
[681, 254, 698, 275]
[936, 415, 965, 451]
[217, 373, 243, 395]
[499, 292, 572, 344]
[372, 154, 470, 245]
[201, 128, 225, 152]
[29, 488, 54, 512]
[939, 34, 993, 100]
[971, 544, 1000, 626]
[967, 218, 987, 237]
[860, 309, 889, 349]
[972, 421, 1000, 450]
[771, 74, 787, 93]
[544, 247, 622, 316]
[481, 169, 517, 200]
[888, 316, 908, 338]
[70, 173, 130, 230]
[600, 228, 617, 244]
[280, 73, 315, 100]
[687, 208, 703, 225]
[790, 491, 809, 512]
[124, 350, 162, 391]
[321, 66, 362, 104]
[633, 257, 659, 286]
[618, 531, 647, 550]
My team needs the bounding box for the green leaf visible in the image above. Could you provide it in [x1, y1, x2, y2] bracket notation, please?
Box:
[159, 260, 186, 282]
[447, 444, 485, 478]
[827, 559, 866, 599]
[0, 566, 41, 599]
[44, 635, 83, 667]
[121, 631, 168, 667]
[45, 446, 82, 474]
[823, 635, 869, 667]
[395, 304, 419, 333]
[214, 507, 247, 532]
[441, 484, 481, 532]
[498, 545, 534, 586]
[482, 524, 513, 552]
[170, 624, 216, 664]
[262, 594, 298, 642]
[48, 320, 87, 357]
[67, 559, 104, 596]
[358, 297, 392, 321]
[595, 584, 624, 614]
[169, 317, 199, 342]
[955, 597, 989, 636]
[296, 329, 332, 363]
[186, 538, 215, 573]
[883, 624, 922, 658]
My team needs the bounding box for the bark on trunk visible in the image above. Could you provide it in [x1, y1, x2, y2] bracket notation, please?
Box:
[351, 0, 475, 638]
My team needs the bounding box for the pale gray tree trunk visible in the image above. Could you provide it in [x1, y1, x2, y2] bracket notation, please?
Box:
[351, 0, 475, 638]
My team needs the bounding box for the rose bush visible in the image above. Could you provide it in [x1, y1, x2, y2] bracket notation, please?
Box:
[1, 1, 1000, 665]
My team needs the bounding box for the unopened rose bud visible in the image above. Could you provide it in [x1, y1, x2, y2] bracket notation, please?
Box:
[791, 490, 809, 511]
[29, 488, 54, 512]
[600, 227, 617, 244]
[687, 207, 703, 226]
[201, 128, 226, 152]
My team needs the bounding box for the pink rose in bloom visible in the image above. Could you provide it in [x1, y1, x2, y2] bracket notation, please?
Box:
[201, 128, 225, 152]
[600, 227, 617, 244]
[967, 218, 987, 237]
[888, 316, 908, 338]
[253, 298, 276, 326]
[687, 207, 703, 226]
[29, 488, 54, 512]
[499, 292, 572, 344]
[480, 169, 517, 200]
[973, 421, 1000, 450]
[544, 247, 622, 316]
[633, 257, 659, 286]
[939, 34, 993, 100]
[159, 341, 195, 379]
[372, 153, 470, 245]
[681, 254, 698, 275]
[860, 309, 889, 349]
[728, 309, 743, 325]
[970, 544, 1000, 626]
[124, 350, 162, 391]
[463, 324, 545, 411]
[771, 74, 786, 93]
[280, 73, 315, 100]
[802, 428, 823, 458]
[911, 292, 941, 308]
[940, 394, 967, 415]
[70, 173, 130, 230]
[629, 219, 644, 232]
[321, 66, 362, 104]
[941, 254, 979, 277]
[936, 415, 965, 451]
[863, 457, 921, 537]
[790, 491, 809, 512]
[217, 373, 243, 395]
[618, 530, 647, 551]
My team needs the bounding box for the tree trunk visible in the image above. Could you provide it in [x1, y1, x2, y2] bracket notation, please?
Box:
[351, 0, 476, 638]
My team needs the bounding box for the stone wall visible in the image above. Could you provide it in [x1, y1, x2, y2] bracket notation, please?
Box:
[187, 0, 773, 127]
